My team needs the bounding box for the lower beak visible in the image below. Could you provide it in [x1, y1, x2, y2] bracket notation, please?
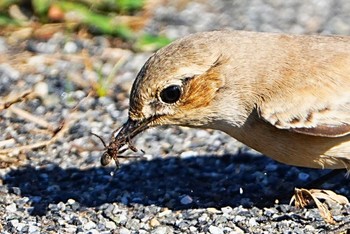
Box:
[113, 117, 152, 148]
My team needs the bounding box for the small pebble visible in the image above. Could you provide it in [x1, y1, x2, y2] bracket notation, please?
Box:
[6, 203, 17, 213]
[119, 228, 131, 234]
[16, 223, 26, 232]
[57, 202, 66, 211]
[28, 224, 40, 233]
[34, 81, 49, 98]
[64, 41, 78, 53]
[10, 219, 19, 227]
[180, 151, 198, 158]
[207, 208, 220, 213]
[209, 225, 224, 234]
[233, 215, 245, 222]
[87, 229, 99, 234]
[248, 218, 258, 226]
[180, 195, 193, 205]
[113, 214, 128, 224]
[265, 163, 278, 171]
[158, 209, 172, 217]
[12, 187, 21, 195]
[67, 199, 76, 205]
[150, 218, 160, 227]
[298, 172, 310, 181]
[84, 221, 96, 230]
[105, 221, 117, 229]
[221, 206, 233, 214]
[151, 226, 174, 234]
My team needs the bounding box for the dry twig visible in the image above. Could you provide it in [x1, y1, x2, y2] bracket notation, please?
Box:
[0, 91, 92, 157]
[0, 90, 34, 111]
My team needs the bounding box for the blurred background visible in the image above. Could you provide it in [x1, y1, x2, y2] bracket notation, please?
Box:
[1, 0, 350, 48]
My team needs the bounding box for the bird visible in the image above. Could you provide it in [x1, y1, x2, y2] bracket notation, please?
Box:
[113, 30, 350, 171]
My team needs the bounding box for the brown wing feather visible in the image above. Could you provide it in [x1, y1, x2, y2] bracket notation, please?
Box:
[257, 43, 350, 138]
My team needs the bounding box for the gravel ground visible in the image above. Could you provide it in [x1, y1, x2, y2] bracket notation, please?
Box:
[1, 0, 350, 233]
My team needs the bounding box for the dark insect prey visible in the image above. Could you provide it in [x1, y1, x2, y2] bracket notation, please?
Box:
[92, 128, 141, 167]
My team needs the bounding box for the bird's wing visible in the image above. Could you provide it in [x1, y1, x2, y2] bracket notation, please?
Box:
[257, 69, 350, 138]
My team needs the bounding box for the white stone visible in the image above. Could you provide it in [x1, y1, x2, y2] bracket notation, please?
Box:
[105, 221, 117, 229]
[84, 221, 96, 230]
[6, 203, 17, 213]
[119, 227, 131, 234]
[209, 225, 224, 234]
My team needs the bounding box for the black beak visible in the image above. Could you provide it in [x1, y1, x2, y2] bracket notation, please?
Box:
[115, 118, 150, 141]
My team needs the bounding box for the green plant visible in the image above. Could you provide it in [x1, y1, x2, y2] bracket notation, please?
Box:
[95, 57, 125, 97]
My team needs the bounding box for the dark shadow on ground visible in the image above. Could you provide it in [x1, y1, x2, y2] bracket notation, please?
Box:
[3, 152, 349, 215]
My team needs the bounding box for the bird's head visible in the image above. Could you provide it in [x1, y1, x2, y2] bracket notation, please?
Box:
[113, 31, 252, 149]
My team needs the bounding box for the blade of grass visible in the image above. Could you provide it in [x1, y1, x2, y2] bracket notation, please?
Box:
[134, 33, 172, 51]
[96, 55, 126, 97]
[32, 0, 51, 17]
[56, 1, 134, 38]
[117, 0, 144, 13]
[0, 13, 20, 26]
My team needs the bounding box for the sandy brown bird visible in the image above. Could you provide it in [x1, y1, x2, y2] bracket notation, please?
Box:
[114, 30, 350, 170]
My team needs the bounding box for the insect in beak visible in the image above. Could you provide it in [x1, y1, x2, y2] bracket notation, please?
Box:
[92, 118, 149, 167]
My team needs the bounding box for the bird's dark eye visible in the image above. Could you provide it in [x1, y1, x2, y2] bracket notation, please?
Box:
[159, 85, 181, 104]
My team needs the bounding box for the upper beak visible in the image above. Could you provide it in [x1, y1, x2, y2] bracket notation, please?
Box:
[112, 117, 153, 150]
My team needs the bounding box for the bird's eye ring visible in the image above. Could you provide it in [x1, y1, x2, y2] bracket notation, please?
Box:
[159, 85, 182, 104]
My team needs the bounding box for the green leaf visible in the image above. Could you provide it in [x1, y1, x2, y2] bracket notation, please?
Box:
[117, 0, 144, 12]
[134, 34, 172, 51]
[56, 1, 134, 38]
[32, 0, 52, 16]
[0, 13, 20, 26]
